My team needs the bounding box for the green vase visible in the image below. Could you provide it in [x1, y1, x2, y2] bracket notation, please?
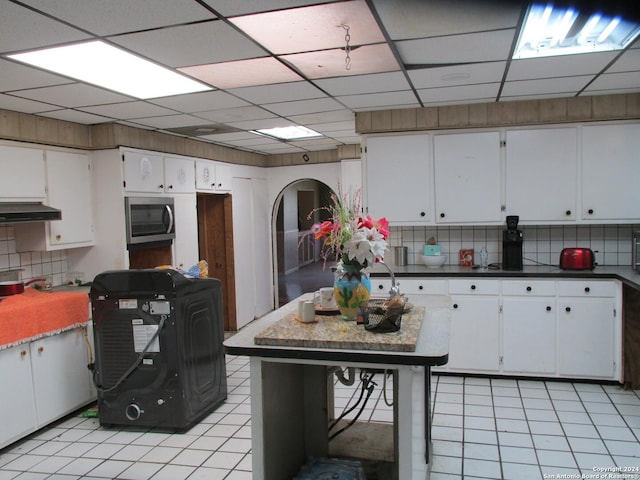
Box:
[333, 264, 371, 320]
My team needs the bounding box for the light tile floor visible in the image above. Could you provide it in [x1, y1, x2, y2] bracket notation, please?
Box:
[1, 355, 640, 480]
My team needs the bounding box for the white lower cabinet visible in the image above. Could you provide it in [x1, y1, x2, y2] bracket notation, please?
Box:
[415, 276, 620, 380]
[31, 329, 93, 426]
[502, 298, 556, 375]
[448, 295, 501, 373]
[557, 298, 616, 378]
[0, 328, 95, 450]
[0, 344, 37, 449]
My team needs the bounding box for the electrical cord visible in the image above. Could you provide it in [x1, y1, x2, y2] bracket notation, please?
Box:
[90, 313, 166, 393]
[329, 370, 377, 440]
[382, 369, 394, 407]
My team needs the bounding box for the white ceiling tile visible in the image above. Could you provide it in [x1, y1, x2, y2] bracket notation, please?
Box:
[409, 62, 506, 89]
[129, 114, 218, 129]
[0, 94, 59, 114]
[607, 49, 640, 73]
[314, 71, 410, 96]
[227, 117, 295, 130]
[281, 44, 399, 79]
[507, 52, 618, 81]
[109, 21, 267, 68]
[195, 106, 277, 123]
[0, 59, 73, 91]
[39, 109, 113, 124]
[0, 2, 90, 53]
[372, 0, 523, 40]
[198, 131, 263, 142]
[11, 83, 133, 108]
[417, 83, 500, 104]
[179, 57, 302, 89]
[18, 0, 215, 36]
[263, 98, 344, 117]
[336, 90, 418, 109]
[202, 0, 328, 17]
[230, 0, 384, 55]
[309, 121, 356, 134]
[397, 30, 516, 65]
[288, 109, 355, 125]
[78, 102, 177, 119]
[149, 91, 249, 113]
[501, 76, 594, 97]
[228, 82, 326, 104]
[585, 72, 640, 92]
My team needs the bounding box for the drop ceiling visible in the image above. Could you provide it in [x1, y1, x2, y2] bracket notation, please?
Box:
[0, 0, 638, 155]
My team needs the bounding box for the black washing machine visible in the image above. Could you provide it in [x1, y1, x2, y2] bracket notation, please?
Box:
[90, 269, 227, 431]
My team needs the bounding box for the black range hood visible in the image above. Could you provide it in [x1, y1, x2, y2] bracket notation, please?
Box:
[0, 202, 62, 223]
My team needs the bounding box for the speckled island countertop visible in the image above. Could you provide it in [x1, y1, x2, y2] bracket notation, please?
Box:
[224, 294, 452, 367]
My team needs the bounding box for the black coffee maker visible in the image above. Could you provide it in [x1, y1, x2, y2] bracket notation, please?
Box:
[502, 215, 523, 271]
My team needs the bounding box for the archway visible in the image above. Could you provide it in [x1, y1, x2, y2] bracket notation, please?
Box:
[272, 179, 336, 307]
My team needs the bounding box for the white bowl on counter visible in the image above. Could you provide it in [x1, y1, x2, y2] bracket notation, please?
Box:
[421, 254, 447, 268]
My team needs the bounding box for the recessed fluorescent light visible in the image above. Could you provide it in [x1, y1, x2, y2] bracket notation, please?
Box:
[8, 40, 211, 99]
[251, 126, 323, 141]
[514, 3, 640, 59]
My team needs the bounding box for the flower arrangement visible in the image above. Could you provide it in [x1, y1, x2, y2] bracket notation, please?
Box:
[307, 188, 390, 270]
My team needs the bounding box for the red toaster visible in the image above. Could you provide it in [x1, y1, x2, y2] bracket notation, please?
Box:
[559, 248, 595, 270]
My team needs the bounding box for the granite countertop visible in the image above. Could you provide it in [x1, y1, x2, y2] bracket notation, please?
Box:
[224, 293, 452, 367]
[368, 264, 640, 290]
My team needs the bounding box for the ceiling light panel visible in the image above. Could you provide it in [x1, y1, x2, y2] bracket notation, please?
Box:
[179, 57, 302, 89]
[514, 3, 640, 58]
[8, 40, 212, 99]
[281, 44, 399, 79]
[230, 0, 384, 54]
[254, 125, 323, 141]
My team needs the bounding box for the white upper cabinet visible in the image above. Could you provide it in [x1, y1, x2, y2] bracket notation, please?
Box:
[123, 151, 165, 193]
[15, 150, 95, 251]
[195, 160, 232, 193]
[0, 145, 46, 200]
[164, 156, 195, 194]
[582, 123, 640, 222]
[505, 128, 578, 223]
[364, 134, 432, 224]
[434, 131, 502, 224]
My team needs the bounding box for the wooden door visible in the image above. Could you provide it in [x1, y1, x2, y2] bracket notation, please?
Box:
[197, 193, 237, 331]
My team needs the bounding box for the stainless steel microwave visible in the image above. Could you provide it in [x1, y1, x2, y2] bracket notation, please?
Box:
[125, 197, 175, 248]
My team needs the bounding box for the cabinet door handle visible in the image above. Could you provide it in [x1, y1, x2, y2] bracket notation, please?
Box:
[377, 284, 385, 290]
[20, 350, 27, 357]
[526, 286, 532, 292]
[565, 306, 571, 312]
[546, 306, 552, 311]
[588, 209, 594, 215]
[38, 346, 44, 353]
[584, 287, 590, 293]
[453, 303, 458, 309]
[565, 210, 571, 216]
[418, 285, 424, 290]
[420, 211, 426, 217]
[440, 213, 445, 218]
[166, 185, 173, 190]
[211, 183, 215, 188]
[55, 234, 62, 241]
[158, 184, 164, 189]
[470, 285, 476, 290]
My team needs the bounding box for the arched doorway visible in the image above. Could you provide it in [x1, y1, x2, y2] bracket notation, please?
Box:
[273, 179, 336, 307]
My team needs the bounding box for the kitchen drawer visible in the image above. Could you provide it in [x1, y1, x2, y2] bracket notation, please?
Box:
[557, 280, 616, 298]
[399, 279, 447, 295]
[448, 279, 499, 295]
[371, 278, 393, 297]
[502, 280, 556, 296]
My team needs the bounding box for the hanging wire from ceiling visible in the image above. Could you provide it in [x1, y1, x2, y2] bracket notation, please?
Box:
[341, 24, 352, 70]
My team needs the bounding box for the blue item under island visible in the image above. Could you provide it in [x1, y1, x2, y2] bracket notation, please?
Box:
[223, 294, 452, 480]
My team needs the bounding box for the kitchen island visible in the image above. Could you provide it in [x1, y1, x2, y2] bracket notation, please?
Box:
[223, 293, 451, 480]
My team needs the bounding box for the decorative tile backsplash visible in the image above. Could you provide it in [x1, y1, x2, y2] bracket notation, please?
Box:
[390, 224, 638, 268]
[0, 225, 68, 285]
